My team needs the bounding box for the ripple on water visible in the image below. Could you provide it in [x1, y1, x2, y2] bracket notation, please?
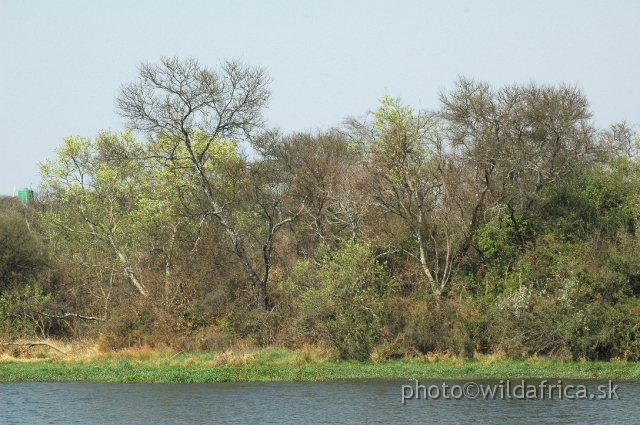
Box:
[1, 379, 639, 424]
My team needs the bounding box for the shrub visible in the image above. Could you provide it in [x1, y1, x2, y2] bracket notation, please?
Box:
[0, 284, 55, 339]
[292, 242, 390, 360]
[405, 296, 489, 358]
[0, 211, 47, 293]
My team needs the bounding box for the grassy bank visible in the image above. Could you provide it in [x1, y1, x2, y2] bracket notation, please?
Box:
[1, 347, 640, 383]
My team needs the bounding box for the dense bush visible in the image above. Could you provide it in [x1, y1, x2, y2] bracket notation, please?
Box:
[405, 297, 489, 358]
[0, 209, 47, 293]
[3, 73, 639, 361]
[289, 242, 390, 359]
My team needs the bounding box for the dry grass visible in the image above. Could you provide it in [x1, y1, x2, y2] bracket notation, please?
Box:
[3, 340, 640, 383]
[0, 338, 336, 368]
[0, 339, 574, 372]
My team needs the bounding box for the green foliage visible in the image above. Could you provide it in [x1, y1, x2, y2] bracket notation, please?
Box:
[473, 211, 513, 261]
[540, 161, 640, 240]
[291, 242, 390, 359]
[0, 211, 47, 292]
[3, 355, 640, 383]
[178, 306, 207, 333]
[0, 285, 53, 339]
[15, 78, 640, 364]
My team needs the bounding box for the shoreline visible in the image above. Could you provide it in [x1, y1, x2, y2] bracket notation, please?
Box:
[1, 350, 639, 383]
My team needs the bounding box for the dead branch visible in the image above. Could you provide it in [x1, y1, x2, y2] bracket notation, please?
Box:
[2, 341, 67, 354]
[35, 311, 107, 322]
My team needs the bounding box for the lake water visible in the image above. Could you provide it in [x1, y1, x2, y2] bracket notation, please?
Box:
[1, 379, 639, 424]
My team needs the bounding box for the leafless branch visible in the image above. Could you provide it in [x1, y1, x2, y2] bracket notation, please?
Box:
[35, 311, 107, 322]
[2, 341, 67, 355]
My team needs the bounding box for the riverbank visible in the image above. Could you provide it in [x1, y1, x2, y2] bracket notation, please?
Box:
[1, 347, 640, 383]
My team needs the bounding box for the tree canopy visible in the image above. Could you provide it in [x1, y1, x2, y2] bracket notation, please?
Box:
[4, 60, 639, 361]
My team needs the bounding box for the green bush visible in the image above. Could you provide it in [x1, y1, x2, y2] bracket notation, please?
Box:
[291, 242, 390, 360]
[0, 211, 47, 292]
[0, 284, 54, 339]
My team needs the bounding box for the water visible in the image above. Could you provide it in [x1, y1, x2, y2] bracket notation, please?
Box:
[1, 379, 639, 424]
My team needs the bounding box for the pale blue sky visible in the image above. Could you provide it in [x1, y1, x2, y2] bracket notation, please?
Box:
[1, 1, 638, 195]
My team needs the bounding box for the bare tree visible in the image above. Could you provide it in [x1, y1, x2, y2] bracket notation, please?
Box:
[439, 77, 597, 247]
[597, 121, 639, 160]
[345, 96, 458, 295]
[116, 56, 297, 310]
[253, 130, 366, 248]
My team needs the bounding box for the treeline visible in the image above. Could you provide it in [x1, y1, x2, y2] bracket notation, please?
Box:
[2, 57, 640, 360]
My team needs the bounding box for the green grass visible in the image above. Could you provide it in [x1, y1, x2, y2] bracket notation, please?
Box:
[2, 350, 640, 383]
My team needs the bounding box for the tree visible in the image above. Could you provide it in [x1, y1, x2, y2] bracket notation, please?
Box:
[141, 130, 234, 302]
[252, 129, 368, 248]
[117, 56, 297, 310]
[439, 77, 598, 249]
[345, 95, 458, 295]
[597, 121, 639, 161]
[39, 131, 149, 296]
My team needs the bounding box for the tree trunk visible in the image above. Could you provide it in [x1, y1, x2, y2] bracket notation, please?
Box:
[110, 241, 147, 296]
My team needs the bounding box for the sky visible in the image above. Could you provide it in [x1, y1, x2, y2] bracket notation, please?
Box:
[1, 1, 638, 195]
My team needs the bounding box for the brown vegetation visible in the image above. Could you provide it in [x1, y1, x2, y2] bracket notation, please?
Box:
[2, 58, 640, 362]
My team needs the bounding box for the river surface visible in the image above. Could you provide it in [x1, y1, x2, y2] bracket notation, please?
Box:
[1, 379, 639, 424]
